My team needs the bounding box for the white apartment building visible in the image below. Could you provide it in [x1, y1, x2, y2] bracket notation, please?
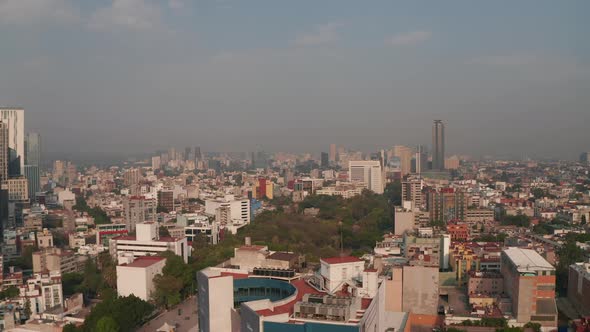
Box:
[204, 195, 250, 224]
[18, 271, 63, 315]
[348, 160, 384, 194]
[110, 222, 189, 263]
[319, 256, 374, 295]
[116, 255, 166, 301]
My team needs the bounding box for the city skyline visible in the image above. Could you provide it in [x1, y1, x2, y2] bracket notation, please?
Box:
[0, 1, 588, 160]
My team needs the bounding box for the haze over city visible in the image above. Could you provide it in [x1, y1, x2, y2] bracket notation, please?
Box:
[1, 0, 589, 159]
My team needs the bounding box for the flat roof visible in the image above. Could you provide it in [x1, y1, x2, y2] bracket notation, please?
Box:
[321, 256, 362, 264]
[503, 247, 554, 272]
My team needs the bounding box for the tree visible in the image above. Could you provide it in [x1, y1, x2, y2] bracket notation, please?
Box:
[62, 273, 84, 296]
[96, 316, 120, 332]
[63, 324, 82, 332]
[555, 234, 586, 295]
[82, 295, 153, 332]
[531, 188, 545, 199]
[153, 274, 183, 308]
[159, 226, 171, 237]
[0, 286, 20, 300]
[581, 214, 587, 225]
[24, 298, 32, 318]
[98, 252, 117, 289]
[384, 181, 402, 205]
[524, 322, 542, 332]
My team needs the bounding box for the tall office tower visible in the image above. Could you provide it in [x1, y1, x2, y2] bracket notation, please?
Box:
[320, 152, 329, 168]
[402, 176, 424, 209]
[151, 156, 161, 170]
[24, 166, 39, 201]
[432, 120, 445, 171]
[349, 160, 384, 194]
[414, 145, 427, 174]
[194, 147, 202, 161]
[581, 152, 590, 163]
[123, 168, 141, 187]
[24, 133, 41, 167]
[25, 132, 41, 201]
[393, 145, 413, 176]
[329, 144, 337, 162]
[0, 108, 25, 176]
[0, 122, 8, 182]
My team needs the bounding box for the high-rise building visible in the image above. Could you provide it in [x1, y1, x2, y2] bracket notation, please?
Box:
[414, 145, 427, 174]
[0, 122, 8, 183]
[402, 176, 424, 209]
[25, 132, 41, 167]
[393, 145, 413, 176]
[580, 152, 590, 163]
[501, 248, 557, 327]
[0, 108, 25, 176]
[184, 147, 192, 161]
[329, 144, 337, 162]
[320, 152, 329, 168]
[432, 120, 445, 171]
[24, 165, 40, 201]
[24, 133, 41, 201]
[349, 160, 384, 194]
[194, 146, 202, 161]
[123, 196, 157, 231]
[426, 188, 468, 223]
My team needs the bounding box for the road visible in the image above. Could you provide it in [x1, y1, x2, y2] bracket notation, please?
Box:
[138, 297, 198, 332]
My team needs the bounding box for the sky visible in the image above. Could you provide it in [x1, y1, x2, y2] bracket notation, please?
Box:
[0, 0, 589, 160]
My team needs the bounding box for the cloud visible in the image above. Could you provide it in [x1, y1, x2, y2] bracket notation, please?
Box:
[386, 30, 431, 46]
[0, 0, 79, 25]
[88, 0, 164, 32]
[294, 23, 341, 46]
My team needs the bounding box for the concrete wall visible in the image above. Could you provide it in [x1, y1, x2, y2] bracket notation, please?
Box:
[402, 266, 439, 315]
[197, 271, 234, 332]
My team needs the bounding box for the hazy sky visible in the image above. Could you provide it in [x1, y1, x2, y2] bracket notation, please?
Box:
[0, 0, 589, 160]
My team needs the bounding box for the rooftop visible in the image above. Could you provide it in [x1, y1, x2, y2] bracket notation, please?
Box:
[121, 256, 166, 268]
[503, 247, 555, 273]
[321, 256, 362, 265]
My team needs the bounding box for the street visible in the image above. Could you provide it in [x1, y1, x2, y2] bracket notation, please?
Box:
[138, 297, 198, 332]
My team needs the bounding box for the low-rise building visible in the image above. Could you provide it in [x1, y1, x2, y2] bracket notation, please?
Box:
[32, 248, 85, 275]
[116, 255, 166, 301]
[110, 222, 189, 264]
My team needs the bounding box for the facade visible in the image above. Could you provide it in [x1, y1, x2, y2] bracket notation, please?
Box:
[393, 145, 413, 176]
[110, 222, 189, 263]
[402, 177, 424, 209]
[205, 195, 250, 225]
[567, 262, 590, 315]
[0, 108, 25, 175]
[432, 120, 445, 171]
[96, 223, 128, 246]
[123, 196, 157, 231]
[329, 143, 337, 162]
[157, 189, 174, 211]
[348, 160, 384, 194]
[32, 248, 83, 274]
[401, 265, 440, 315]
[414, 145, 427, 174]
[24, 132, 41, 167]
[501, 248, 557, 327]
[319, 256, 366, 294]
[0, 122, 8, 182]
[24, 165, 40, 201]
[116, 255, 166, 301]
[426, 188, 468, 223]
[19, 271, 63, 315]
[2, 177, 29, 201]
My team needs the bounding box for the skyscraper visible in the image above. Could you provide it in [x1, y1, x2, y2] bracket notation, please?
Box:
[25, 132, 41, 201]
[414, 145, 427, 174]
[0, 122, 8, 183]
[0, 108, 25, 176]
[329, 144, 337, 163]
[432, 120, 445, 171]
[393, 145, 413, 176]
[320, 152, 329, 168]
[25, 133, 41, 167]
[194, 146, 202, 161]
